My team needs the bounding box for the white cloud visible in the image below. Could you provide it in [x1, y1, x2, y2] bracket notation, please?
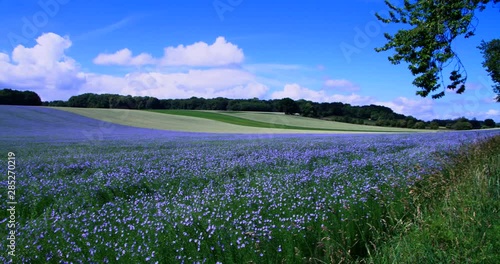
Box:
[0, 53, 9, 62]
[210, 82, 268, 99]
[92, 36, 244, 67]
[93, 48, 156, 66]
[162, 36, 244, 66]
[0, 33, 266, 101]
[0, 33, 85, 100]
[11, 32, 71, 66]
[486, 109, 499, 116]
[80, 73, 127, 94]
[329, 93, 373, 105]
[80, 69, 267, 99]
[271, 83, 372, 105]
[324, 79, 360, 92]
[375, 97, 435, 118]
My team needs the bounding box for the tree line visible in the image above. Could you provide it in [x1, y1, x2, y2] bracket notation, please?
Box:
[0, 88, 42, 106]
[39, 92, 496, 130]
[0, 89, 495, 130]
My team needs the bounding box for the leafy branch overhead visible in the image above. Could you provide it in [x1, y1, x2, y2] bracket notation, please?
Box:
[375, 0, 499, 99]
[478, 39, 500, 102]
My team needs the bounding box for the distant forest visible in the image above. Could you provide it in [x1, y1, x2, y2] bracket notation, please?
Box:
[1, 89, 496, 130]
[0, 89, 42, 106]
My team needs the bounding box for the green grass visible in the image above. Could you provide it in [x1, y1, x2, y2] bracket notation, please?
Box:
[150, 109, 341, 131]
[218, 111, 423, 132]
[53, 107, 425, 133]
[369, 136, 500, 263]
[149, 109, 297, 128]
[150, 110, 421, 133]
[53, 107, 390, 134]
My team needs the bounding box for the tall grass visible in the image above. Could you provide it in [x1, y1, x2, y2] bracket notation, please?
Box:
[369, 135, 500, 263]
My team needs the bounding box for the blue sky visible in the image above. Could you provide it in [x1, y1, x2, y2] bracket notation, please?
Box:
[0, 0, 498, 121]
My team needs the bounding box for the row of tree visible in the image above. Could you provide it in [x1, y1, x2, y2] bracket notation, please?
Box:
[48, 93, 409, 119]
[0, 89, 495, 130]
[41, 92, 497, 130]
[0, 89, 42, 106]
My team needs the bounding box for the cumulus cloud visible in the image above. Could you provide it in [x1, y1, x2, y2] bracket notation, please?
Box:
[162, 36, 244, 66]
[271, 83, 323, 101]
[0, 53, 10, 62]
[0, 33, 265, 101]
[92, 36, 244, 67]
[271, 83, 372, 105]
[11, 32, 71, 66]
[80, 70, 268, 99]
[0, 33, 85, 100]
[93, 48, 155, 66]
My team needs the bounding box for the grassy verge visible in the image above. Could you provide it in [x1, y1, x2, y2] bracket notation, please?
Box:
[369, 135, 500, 263]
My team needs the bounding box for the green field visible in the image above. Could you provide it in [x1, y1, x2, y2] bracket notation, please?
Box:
[150, 109, 423, 132]
[54, 107, 353, 134]
[55, 107, 277, 133]
[55, 107, 423, 133]
[216, 111, 422, 132]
